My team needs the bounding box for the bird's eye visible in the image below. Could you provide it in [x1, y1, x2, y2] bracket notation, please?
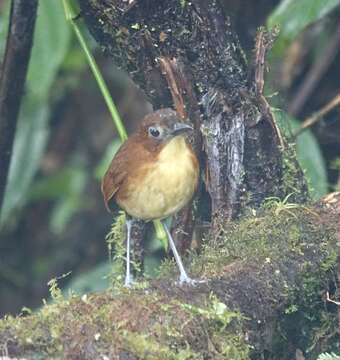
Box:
[148, 127, 161, 138]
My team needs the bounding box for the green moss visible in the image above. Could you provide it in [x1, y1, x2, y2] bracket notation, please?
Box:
[187, 205, 321, 280]
[0, 287, 250, 359]
[269, 224, 339, 358]
[122, 331, 197, 359]
[0, 206, 337, 359]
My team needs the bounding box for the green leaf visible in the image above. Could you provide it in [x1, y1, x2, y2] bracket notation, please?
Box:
[267, 0, 340, 56]
[27, 0, 70, 97]
[0, 103, 50, 226]
[295, 125, 328, 199]
[0, 0, 71, 227]
[0, 1, 10, 57]
[273, 109, 328, 199]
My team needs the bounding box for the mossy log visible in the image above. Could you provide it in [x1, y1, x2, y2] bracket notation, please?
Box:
[78, 0, 307, 231]
[1, 194, 339, 359]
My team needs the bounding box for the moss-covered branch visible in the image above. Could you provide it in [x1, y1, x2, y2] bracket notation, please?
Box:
[1, 195, 339, 359]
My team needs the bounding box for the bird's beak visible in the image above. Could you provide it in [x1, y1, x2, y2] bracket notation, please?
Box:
[172, 122, 193, 136]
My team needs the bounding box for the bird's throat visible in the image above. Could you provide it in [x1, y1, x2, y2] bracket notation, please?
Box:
[158, 136, 189, 163]
[118, 136, 199, 220]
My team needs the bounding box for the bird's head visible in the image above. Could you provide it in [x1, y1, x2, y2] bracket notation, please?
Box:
[139, 108, 193, 144]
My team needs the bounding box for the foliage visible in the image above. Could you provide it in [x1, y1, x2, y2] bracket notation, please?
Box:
[105, 212, 127, 287]
[0, 0, 71, 227]
[266, 0, 340, 200]
[47, 271, 71, 302]
[267, 0, 340, 56]
[273, 109, 328, 199]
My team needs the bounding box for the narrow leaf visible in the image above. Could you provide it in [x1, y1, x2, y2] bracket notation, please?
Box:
[267, 0, 340, 56]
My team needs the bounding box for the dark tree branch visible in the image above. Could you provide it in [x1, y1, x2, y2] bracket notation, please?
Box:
[293, 93, 340, 137]
[0, 0, 38, 214]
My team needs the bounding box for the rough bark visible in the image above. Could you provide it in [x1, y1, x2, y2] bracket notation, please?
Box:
[0, 0, 38, 214]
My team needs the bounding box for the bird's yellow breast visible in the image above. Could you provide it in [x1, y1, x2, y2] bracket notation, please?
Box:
[119, 136, 198, 220]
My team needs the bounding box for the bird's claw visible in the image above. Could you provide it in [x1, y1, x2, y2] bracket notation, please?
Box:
[177, 274, 206, 286]
[124, 275, 134, 288]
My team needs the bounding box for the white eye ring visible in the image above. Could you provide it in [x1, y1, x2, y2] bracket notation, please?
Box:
[148, 126, 161, 138]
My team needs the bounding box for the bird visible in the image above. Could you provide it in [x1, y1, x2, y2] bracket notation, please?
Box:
[101, 108, 199, 286]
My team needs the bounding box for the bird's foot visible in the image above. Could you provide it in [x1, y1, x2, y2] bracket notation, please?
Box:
[177, 274, 206, 286]
[124, 274, 134, 288]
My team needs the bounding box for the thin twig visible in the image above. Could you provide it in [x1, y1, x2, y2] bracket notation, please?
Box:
[253, 27, 285, 148]
[0, 0, 38, 216]
[254, 30, 266, 96]
[158, 57, 187, 119]
[294, 94, 340, 137]
[289, 23, 340, 117]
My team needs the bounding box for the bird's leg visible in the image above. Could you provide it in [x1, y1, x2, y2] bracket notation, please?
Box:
[162, 221, 195, 285]
[124, 217, 134, 287]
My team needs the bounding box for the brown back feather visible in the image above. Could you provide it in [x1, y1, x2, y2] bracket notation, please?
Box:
[101, 132, 163, 212]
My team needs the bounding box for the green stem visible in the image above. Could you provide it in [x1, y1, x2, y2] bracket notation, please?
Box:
[154, 219, 168, 250]
[62, 0, 167, 245]
[62, 0, 127, 141]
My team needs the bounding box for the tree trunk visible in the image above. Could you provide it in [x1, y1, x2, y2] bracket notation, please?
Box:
[78, 0, 307, 243]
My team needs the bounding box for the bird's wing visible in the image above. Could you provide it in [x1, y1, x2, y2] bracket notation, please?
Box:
[101, 141, 130, 212]
[101, 133, 157, 212]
